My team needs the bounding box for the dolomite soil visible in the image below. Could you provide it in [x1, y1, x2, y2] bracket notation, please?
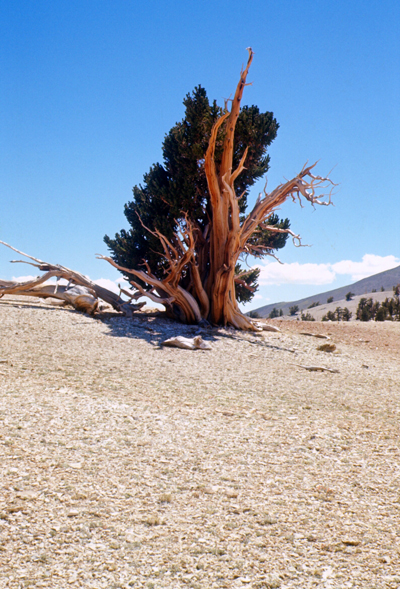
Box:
[1, 297, 400, 589]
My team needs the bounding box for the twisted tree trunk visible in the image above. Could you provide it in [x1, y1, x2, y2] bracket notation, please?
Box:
[99, 49, 334, 330]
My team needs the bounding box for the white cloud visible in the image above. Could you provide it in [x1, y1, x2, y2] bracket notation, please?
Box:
[11, 275, 39, 283]
[258, 262, 336, 286]
[257, 254, 400, 287]
[11, 275, 69, 285]
[93, 278, 122, 294]
[331, 254, 400, 282]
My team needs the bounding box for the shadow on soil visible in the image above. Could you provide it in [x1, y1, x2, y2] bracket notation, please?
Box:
[0, 297, 295, 353]
[99, 310, 296, 354]
[98, 311, 222, 347]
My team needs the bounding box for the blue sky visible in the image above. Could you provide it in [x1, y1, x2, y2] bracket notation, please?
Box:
[1, 0, 399, 310]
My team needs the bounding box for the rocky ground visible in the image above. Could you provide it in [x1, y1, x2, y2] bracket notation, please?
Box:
[1, 297, 400, 589]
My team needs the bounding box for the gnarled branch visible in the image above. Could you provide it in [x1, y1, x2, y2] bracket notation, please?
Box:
[0, 241, 138, 316]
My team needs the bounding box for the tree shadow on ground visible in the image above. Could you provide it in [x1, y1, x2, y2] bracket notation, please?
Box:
[0, 296, 296, 354]
[98, 310, 222, 347]
[99, 310, 296, 354]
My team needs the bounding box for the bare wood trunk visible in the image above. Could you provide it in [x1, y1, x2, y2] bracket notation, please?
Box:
[204, 51, 255, 328]
[0, 242, 141, 316]
[0, 283, 100, 314]
[97, 256, 202, 324]
[201, 49, 334, 330]
[100, 49, 335, 330]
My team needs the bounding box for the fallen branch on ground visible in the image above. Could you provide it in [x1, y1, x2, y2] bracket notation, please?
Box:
[0, 241, 141, 316]
[292, 364, 339, 373]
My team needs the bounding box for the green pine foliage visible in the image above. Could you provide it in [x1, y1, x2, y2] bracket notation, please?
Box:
[234, 264, 261, 304]
[322, 307, 352, 321]
[104, 86, 288, 302]
[300, 311, 315, 321]
[341, 307, 353, 321]
[356, 290, 400, 321]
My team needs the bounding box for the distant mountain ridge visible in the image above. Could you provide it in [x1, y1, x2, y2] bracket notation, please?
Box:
[250, 265, 400, 318]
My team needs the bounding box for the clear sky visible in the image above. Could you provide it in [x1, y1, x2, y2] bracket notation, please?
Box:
[1, 0, 399, 310]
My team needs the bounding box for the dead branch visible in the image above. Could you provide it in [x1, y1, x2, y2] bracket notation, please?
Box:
[97, 254, 202, 324]
[292, 364, 339, 373]
[239, 166, 336, 249]
[0, 241, 140, 316]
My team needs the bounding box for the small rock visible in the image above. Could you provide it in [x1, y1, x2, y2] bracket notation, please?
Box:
[378, 555, 391, 564]
[16, 491, 37, 501]
[68, 462, 83, 469]
[260, 514, 277, 525]
[307, 534, 318, 542]
[203, 486, 217, 495]
[67, 510, 79, 517]
[125, 532, 136, 543]
[341, 538, 361, 546]
[72, 492, 87, 500]
[225, 489, 238, 499]
[68, 572, 78, 584]
[264, 573, 281, 588]
[322, 566, 333, 580]
[317, 343, 337, 353]
[87, 542, 106, 550]
[145, 515, 160, 526]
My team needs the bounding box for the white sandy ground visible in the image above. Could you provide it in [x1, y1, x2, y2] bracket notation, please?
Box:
[1, 297, 400, 588]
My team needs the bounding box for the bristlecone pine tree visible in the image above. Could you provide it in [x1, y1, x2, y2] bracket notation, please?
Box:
[101, 49, 334, 330]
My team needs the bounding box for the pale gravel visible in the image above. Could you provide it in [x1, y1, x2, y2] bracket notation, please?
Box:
[1, 297, 400, 589]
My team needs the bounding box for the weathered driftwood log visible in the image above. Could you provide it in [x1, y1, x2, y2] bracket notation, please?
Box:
[0, 241, 142, 316]
[161, 335, 212, 350]
[0, 279, 99, 314]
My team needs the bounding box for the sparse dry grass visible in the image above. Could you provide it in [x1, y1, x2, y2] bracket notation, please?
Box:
[1, 297, 400, 588]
